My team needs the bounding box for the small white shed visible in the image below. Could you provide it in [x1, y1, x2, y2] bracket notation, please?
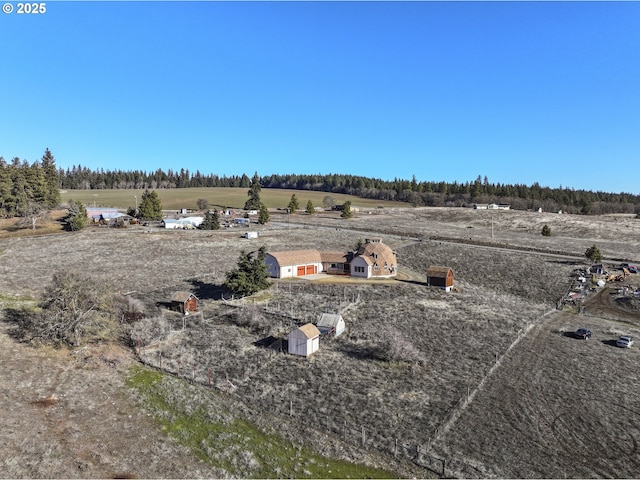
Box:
[288, 323, 320, 357]
[316, 313, 345, 337]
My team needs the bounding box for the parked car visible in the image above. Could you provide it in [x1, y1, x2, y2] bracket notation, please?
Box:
[619, 263, 638, 273]
[616, 335, 634, 348]
[574, 328, 592, 340]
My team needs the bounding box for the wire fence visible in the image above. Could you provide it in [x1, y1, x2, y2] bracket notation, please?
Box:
[134, 286, 554, 479]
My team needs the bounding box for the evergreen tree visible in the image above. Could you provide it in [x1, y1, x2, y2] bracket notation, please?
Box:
[341, 201, 353, 219]
[288, 194, 299, 212]
[40, 149, 61, 208]
[65, 200, 88, 231]
[258, 203, 270, 224]
[244, 172, 263, 210]
[541, 224, 551, 237]
[585, 245, 603, 263]
[0, 158, 13, 216]
[305, 200, 315, 214]
[199, 210, 220, 230]
[138, 189, 163, 220]
[224, 246, 271, 296]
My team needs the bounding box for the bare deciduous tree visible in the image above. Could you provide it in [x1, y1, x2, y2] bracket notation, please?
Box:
[14, 271, 119, 347]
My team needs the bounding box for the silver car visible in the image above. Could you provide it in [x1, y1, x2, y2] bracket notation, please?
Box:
[616, 335, 634, 348]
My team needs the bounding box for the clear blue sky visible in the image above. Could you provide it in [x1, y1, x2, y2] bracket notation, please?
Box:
[1, 1, 639, 194]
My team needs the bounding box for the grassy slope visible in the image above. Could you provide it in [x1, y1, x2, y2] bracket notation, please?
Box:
[60, 187, 411, 211]
[127, 366, 397, 479]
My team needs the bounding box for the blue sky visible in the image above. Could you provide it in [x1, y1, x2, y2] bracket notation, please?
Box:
[1, 1, 639, 194]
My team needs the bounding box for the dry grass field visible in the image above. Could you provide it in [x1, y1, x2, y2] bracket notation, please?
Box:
[59, 187, 412, 211]
[1, 205, 640, 478]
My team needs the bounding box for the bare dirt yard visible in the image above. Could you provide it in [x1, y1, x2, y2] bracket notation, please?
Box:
[1, 206, 640, 478]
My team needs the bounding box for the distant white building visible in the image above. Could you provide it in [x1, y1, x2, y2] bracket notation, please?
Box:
[162, 216, 204, 229]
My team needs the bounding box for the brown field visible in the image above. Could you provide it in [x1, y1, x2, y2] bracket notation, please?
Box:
[1, 206, 640, 478]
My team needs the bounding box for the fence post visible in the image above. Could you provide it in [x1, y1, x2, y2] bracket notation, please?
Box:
[361, 425, 365, 447]
[208, 368, 211, 386]
[442, 458, 446, 478]
[394, 438, 397, 457]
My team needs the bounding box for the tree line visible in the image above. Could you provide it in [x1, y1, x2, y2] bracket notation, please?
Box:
[0, 150, 61, 220]
[3, 151, 640, 216]
[56, 167, 640, 215]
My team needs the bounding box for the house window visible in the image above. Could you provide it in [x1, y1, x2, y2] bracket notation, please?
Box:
[384, 262, 388, 271]
[330, 263, 338, 269]
[373, 263, 378, 271]
[354, 266, 365, 273]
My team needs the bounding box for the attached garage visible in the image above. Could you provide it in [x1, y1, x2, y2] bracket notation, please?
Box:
[265, 250, 323, 278]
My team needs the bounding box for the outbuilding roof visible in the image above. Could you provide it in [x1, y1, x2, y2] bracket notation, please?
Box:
[297, 323, 321, 339]
[426, 266, 454, 277]
[317, 313, 343, 328]
[170, 291, 198, 303]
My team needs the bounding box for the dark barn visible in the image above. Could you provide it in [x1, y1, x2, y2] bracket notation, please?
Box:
[426, 266, 455, 292]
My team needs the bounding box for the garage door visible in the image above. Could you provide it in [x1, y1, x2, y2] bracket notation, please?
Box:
[297, 266, 306, 276]
[306, 265, 316, 275]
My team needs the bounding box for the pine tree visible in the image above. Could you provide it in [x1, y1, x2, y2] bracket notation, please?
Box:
[138, 189, 163, 220]
[541, 224, 551, 237]
[40, 149, 61, 208]
[341, 201, 353, 219]
[258, 203, 270, 224]
[0, 158, 13, 217]
[288, 194, 299, 212]
[305, 200, 315, 214]
[199, 210, 220, 230]
[224, 246, 271, 296]
[65, 200, 88, 231]
[585, 245, 602, 263]
[244, 172, 263, 210]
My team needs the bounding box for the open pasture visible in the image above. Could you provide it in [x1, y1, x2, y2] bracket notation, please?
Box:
[1, 206, 640, 478]
[60, 187, 411, 211]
